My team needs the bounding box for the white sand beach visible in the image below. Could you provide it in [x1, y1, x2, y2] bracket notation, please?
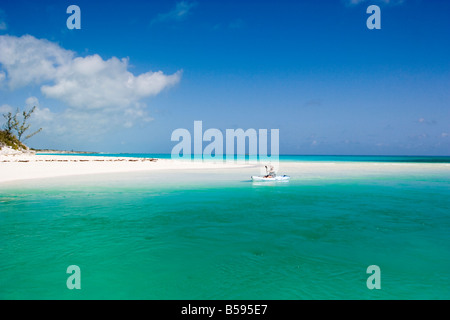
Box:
[0, 153, 255, 183]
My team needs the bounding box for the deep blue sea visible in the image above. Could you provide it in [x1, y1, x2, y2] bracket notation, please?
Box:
[1, 155, 449, 299]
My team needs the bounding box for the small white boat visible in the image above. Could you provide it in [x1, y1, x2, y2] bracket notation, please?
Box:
[251, 175, 290, 182]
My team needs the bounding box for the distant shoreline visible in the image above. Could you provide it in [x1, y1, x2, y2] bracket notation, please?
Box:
[31, 149, 99, 154]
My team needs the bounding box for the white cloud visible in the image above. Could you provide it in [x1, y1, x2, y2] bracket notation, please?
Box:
[25, 96, 40, 108]
[0, 35, 182, 139]
[0, 104, 13, 114]
[0, 35, 181, 106]
[0, 35, 73, 88]
[151, 1, 197, 24]
[40, 54, 182, 110]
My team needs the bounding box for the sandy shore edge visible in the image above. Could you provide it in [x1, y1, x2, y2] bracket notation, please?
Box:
[0, 154, 254, 183]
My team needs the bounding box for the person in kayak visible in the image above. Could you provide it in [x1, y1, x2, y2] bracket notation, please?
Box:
[264, 165, 276, 178]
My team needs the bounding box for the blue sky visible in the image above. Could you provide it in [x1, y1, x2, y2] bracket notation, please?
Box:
[0, 0, 449, 155]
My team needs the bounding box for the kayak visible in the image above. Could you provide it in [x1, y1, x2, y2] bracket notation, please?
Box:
[251, 175, 290, 182]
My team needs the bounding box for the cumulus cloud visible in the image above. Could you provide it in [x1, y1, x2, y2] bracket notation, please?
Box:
[0, 35, 182, 138]
[0, 35, 73, 88]
[39, 54, 181, 110]
[0, 35, 181, 105]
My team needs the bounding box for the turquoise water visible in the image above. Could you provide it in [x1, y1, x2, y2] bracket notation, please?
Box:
[1, 159, 449, 299]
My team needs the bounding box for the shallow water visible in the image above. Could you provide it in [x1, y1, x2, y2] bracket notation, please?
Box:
[0, 162, 449, 299]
